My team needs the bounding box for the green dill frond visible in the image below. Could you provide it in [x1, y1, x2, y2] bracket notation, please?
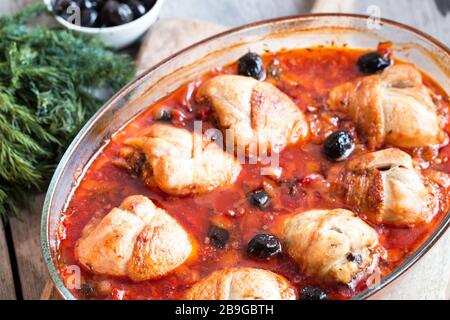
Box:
[0, 4, 135, 218]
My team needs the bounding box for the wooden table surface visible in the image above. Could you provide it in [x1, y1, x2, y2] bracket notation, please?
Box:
[0, 0, 449, 300]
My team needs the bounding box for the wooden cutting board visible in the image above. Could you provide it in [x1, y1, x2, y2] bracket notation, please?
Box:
[41, 1, 450, 300]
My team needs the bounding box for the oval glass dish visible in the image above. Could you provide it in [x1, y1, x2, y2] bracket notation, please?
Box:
[41, 14, 450, 300]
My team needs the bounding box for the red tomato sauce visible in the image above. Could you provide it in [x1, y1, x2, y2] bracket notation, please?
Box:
[57, 47, 450, 300]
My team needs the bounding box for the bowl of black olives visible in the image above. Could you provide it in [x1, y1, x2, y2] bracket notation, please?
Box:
[44, 0, 164, 49]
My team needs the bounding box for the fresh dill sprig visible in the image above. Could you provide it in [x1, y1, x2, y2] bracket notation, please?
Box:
[0, 3, 135, 218]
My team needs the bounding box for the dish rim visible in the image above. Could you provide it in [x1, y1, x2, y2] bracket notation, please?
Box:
[41, 13, 450, 301]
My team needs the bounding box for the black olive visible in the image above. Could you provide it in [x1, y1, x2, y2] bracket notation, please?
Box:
[247, 234, 282, 259]
[154, 108, 172, 121]
[101, 0, 133, 26]
[300, 286, 327, 300]
[80, 9, 99, 27]
[346, 252, 362, 264]
[141, 0, 157, 10]
[357, 51, 391, 74]
[238, 52, 266, 80]
[323, 130, 355, 162]
[126, 0, 147, 18]
[251, 189, 269, 208]
[54, 0, 79, 15]
[207, 225, 229, 249]
[79, 282, 96, 298]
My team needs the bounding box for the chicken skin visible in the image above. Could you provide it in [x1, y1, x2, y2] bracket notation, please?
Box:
[328, 64, 445, 149]
[183, 268, 296, 300]
[282, 209, 381, 285]
[75, 195, 193, 281]
[196, 75, 309, 155]
[334, 148, 440, 225]
[121, 124, 242, 195]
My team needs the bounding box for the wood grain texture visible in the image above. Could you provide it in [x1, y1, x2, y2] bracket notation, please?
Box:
[10, 195, 48, 300]
[354, 0, 450, 46]
[158, 0, 450, 46]
[0, 221, 16, 299]
[371, 230, 450, 300]
[312, 0, 356, 13]
[159, 0, 315, 27]
[40, 279, 61, 300]
[136, 18, 227, 74]
[1, 1, 448, 45]
[0, 0, 35, 15]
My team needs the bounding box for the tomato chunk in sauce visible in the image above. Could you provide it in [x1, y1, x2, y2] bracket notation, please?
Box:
[58, 47, 450, 300]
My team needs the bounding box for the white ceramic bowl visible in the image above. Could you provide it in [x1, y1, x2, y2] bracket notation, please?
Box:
[44, 0, 165, 49]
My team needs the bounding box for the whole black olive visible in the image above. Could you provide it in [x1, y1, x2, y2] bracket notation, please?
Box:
[141, 0, 157, 10]
[247, 234, 282, 259]
[154, 107, 172, 121]
[207, 225, 229, 249]
[346, 252, 362, 264]
[357, 51, 391, 74]
[54, 0, 79, 16]
[323, 130, 355, 162]
[251, 189, 269, 208]
[79, 282, 96, 298]
[126, 0, 147, 18]
[238, 52, 266, 80]
[102, 0, 133, 26]
[300, 286, 327, 300]
[80, 9, 98, 27]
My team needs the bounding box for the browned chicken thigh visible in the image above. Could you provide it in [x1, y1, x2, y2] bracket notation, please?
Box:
[121, 124, 242, 195]
[184, 268, 296, 300]
[282, 209, 381, 285]
[196, 75, 309, 155]
[75, 195, 193, 281]
[328, 64, 445, 149]
[333, 148, 442, 225]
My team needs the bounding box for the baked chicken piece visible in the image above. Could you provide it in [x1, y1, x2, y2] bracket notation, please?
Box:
[328, 64, 445, 149]
[183, 268, 296, 300]
[196, 75, 309, 154]
[75, 195, 193, 281]
[282, 209, 381, 285]
[120, 124, 241, 195]
[334, 148, 439, 225]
